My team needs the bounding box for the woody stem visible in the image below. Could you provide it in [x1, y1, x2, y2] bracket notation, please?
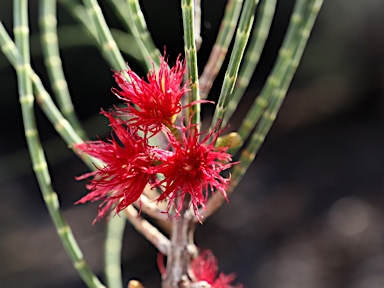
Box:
[162, 194, 197, 288]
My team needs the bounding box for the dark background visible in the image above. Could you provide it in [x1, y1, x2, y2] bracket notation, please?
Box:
[1, 0, 384, 287]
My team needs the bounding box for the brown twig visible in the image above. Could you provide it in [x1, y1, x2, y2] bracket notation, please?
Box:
[133, 194, 173, 235]
[124, 205, 171, 255]
[162, 195, 198, 288]
[134, 194, 168, 221]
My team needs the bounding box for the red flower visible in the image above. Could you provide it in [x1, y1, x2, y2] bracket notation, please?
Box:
[191, 250, 243, 288]
[113, 55, 190, 135]
[154, 123, 236, 217]
[75, 111, 154, 224]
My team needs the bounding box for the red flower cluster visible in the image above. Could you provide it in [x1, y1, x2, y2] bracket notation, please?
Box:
[191, 250, 243, 288]
[113, 56, 190, 135]
[155, 123, 234, 215]
[75, 111, 154, 224]
[75, 55, 237, 222]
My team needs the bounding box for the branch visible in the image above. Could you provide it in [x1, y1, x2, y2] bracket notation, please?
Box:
[124, 205, 171, 255]
[133, 194, 169, 221]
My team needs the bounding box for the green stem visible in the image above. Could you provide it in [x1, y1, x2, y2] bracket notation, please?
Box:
[0, 21, 99, 170]
[199, 0, 244, 99]
[82, 0, 126, 71]
[106, 0, 153, 70]
[0, 111, 110, 183]
[210, 0, 259, 135]
[236, 0, 306, 144]
[106, 0, 132, 33]
[39, 0, 87, 139]
[233, 0, 323, 185]
[58, 0, 96, 34]
[223, 0, 277, 126]
[127, 0, 160, 62]
[200, 0, 323, 222]
[59, 0, 146, 68]
[182, 0, 201, 126]
[1, 29, 129, 288]
[1, 25, 142, 71]
[60, 0, 127, 74]
[105, 216, 126, 288]
[13, 1, 104, 287]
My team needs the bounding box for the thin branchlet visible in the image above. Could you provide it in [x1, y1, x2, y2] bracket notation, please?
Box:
[200, 0, 323, 222]
[210, 0, 260, 138]
[2, 1, 324, 287]
[182, 0, 201, 127]
[13, 1, 104, 287]
[199, 0, 244, 100]
[39, 0, 87, 139]
[223, 0, 278, 126]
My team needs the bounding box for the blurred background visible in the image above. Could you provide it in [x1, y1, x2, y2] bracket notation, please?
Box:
[1, 0, 384, 287]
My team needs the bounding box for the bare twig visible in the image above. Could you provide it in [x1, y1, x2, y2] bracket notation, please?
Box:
[162, 195, 198, 288]
[133, 194, 168, 221]
[137, 186, 173, 235]
[124, 205, 171, 255]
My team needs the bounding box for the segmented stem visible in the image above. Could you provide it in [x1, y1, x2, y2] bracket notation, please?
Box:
[223, 0, 277, 126]
[2, 15, 169, 285]
[233, 0, 323, 184]
[127, 0, 160, 62]
[25, 24, 142, 62]
[210, 0, 259, 134]
[106, 0, 132, 33]
[58, 0, 97, 38]
[39, 0, 87, 139]
[0, 21, 98, 169]
[13, 1, 104, 287]
[81, 0, 128, 72]
[106, 0, 153, 70]
[199, 0, 243, 99]
[105, 216, 125, 288]
[0, 113, 110, 183]
[236, 0, 306, 143]
[200, 0, 323, 222]
[2, 21, 167, 284]
[108, 28, 144, 61]
[181, 0, 201, 126]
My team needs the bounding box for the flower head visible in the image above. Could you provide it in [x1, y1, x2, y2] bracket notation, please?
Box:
[191, 250, 243, 288]
[75, 111, 154, 224]
[154, 123, 236, 216]
[113, 55, 190, 135]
